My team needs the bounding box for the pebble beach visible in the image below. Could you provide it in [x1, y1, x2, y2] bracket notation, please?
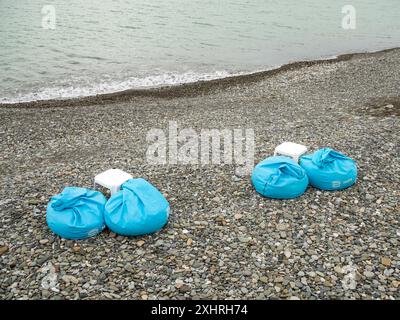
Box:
[0, 48, 399, 300]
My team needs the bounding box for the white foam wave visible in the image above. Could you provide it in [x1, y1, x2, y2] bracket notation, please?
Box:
[0, 70, 240, 104]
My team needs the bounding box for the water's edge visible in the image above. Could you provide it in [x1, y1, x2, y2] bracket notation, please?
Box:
[1, 47, 399, 109]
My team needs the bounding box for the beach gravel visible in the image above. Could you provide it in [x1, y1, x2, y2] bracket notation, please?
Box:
[0, 49, 399, 300]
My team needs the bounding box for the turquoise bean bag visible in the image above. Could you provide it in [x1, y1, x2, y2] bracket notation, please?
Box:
[104, 178, 170, 236]
[251, 156, 309, 199]
[46, 187, 106, 240]
[300, 148, 357, 191]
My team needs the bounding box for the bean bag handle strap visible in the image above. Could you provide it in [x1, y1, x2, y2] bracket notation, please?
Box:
[266, 163, 304, 186]
[105, 180, 147, 215]
[51, 187, 88, 210]
[312, 148, 349, 168]
[107, 188, 145, 213]
[124, 181, 154, 211]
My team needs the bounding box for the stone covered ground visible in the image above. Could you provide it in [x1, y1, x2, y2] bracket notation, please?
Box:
[0, 49, 399, 299]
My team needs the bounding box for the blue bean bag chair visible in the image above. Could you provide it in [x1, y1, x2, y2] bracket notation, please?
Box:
[251, 156, 309, 199]
[104, 178, 170, 236]
[299, 148, 357, 191]
[46, 187, 106, 240]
